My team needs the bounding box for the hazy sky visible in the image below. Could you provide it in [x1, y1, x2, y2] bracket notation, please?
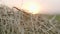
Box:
[0, 0, 60, 14]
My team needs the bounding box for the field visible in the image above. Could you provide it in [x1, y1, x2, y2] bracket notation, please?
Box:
[47, 15, 60, 21]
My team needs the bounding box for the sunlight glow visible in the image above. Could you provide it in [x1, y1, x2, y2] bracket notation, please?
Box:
[21, 2, 41, 14]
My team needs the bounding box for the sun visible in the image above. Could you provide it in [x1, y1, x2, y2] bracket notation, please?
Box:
[21, 2, 41, 14]
[27, 3, 39, 14]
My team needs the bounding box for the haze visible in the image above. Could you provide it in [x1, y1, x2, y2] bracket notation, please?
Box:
[0, 0, 60, 14]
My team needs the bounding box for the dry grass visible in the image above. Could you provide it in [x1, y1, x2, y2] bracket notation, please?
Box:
[0, 4, 60, 34]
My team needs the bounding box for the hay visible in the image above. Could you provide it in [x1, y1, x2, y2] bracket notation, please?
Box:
[0, 4, 60, 34]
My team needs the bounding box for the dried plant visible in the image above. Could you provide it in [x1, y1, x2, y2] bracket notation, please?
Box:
[0, 4, 60, 34]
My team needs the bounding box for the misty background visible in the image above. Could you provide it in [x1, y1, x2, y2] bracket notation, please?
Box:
[0, 0, 60, 14]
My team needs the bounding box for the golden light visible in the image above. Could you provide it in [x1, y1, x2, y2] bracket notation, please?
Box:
[21, 2, 41, 14]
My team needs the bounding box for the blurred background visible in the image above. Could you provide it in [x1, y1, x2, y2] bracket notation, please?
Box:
[0, 0, 60, 14]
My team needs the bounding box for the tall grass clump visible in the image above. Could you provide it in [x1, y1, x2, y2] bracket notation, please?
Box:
[0, 4, 60, 34]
